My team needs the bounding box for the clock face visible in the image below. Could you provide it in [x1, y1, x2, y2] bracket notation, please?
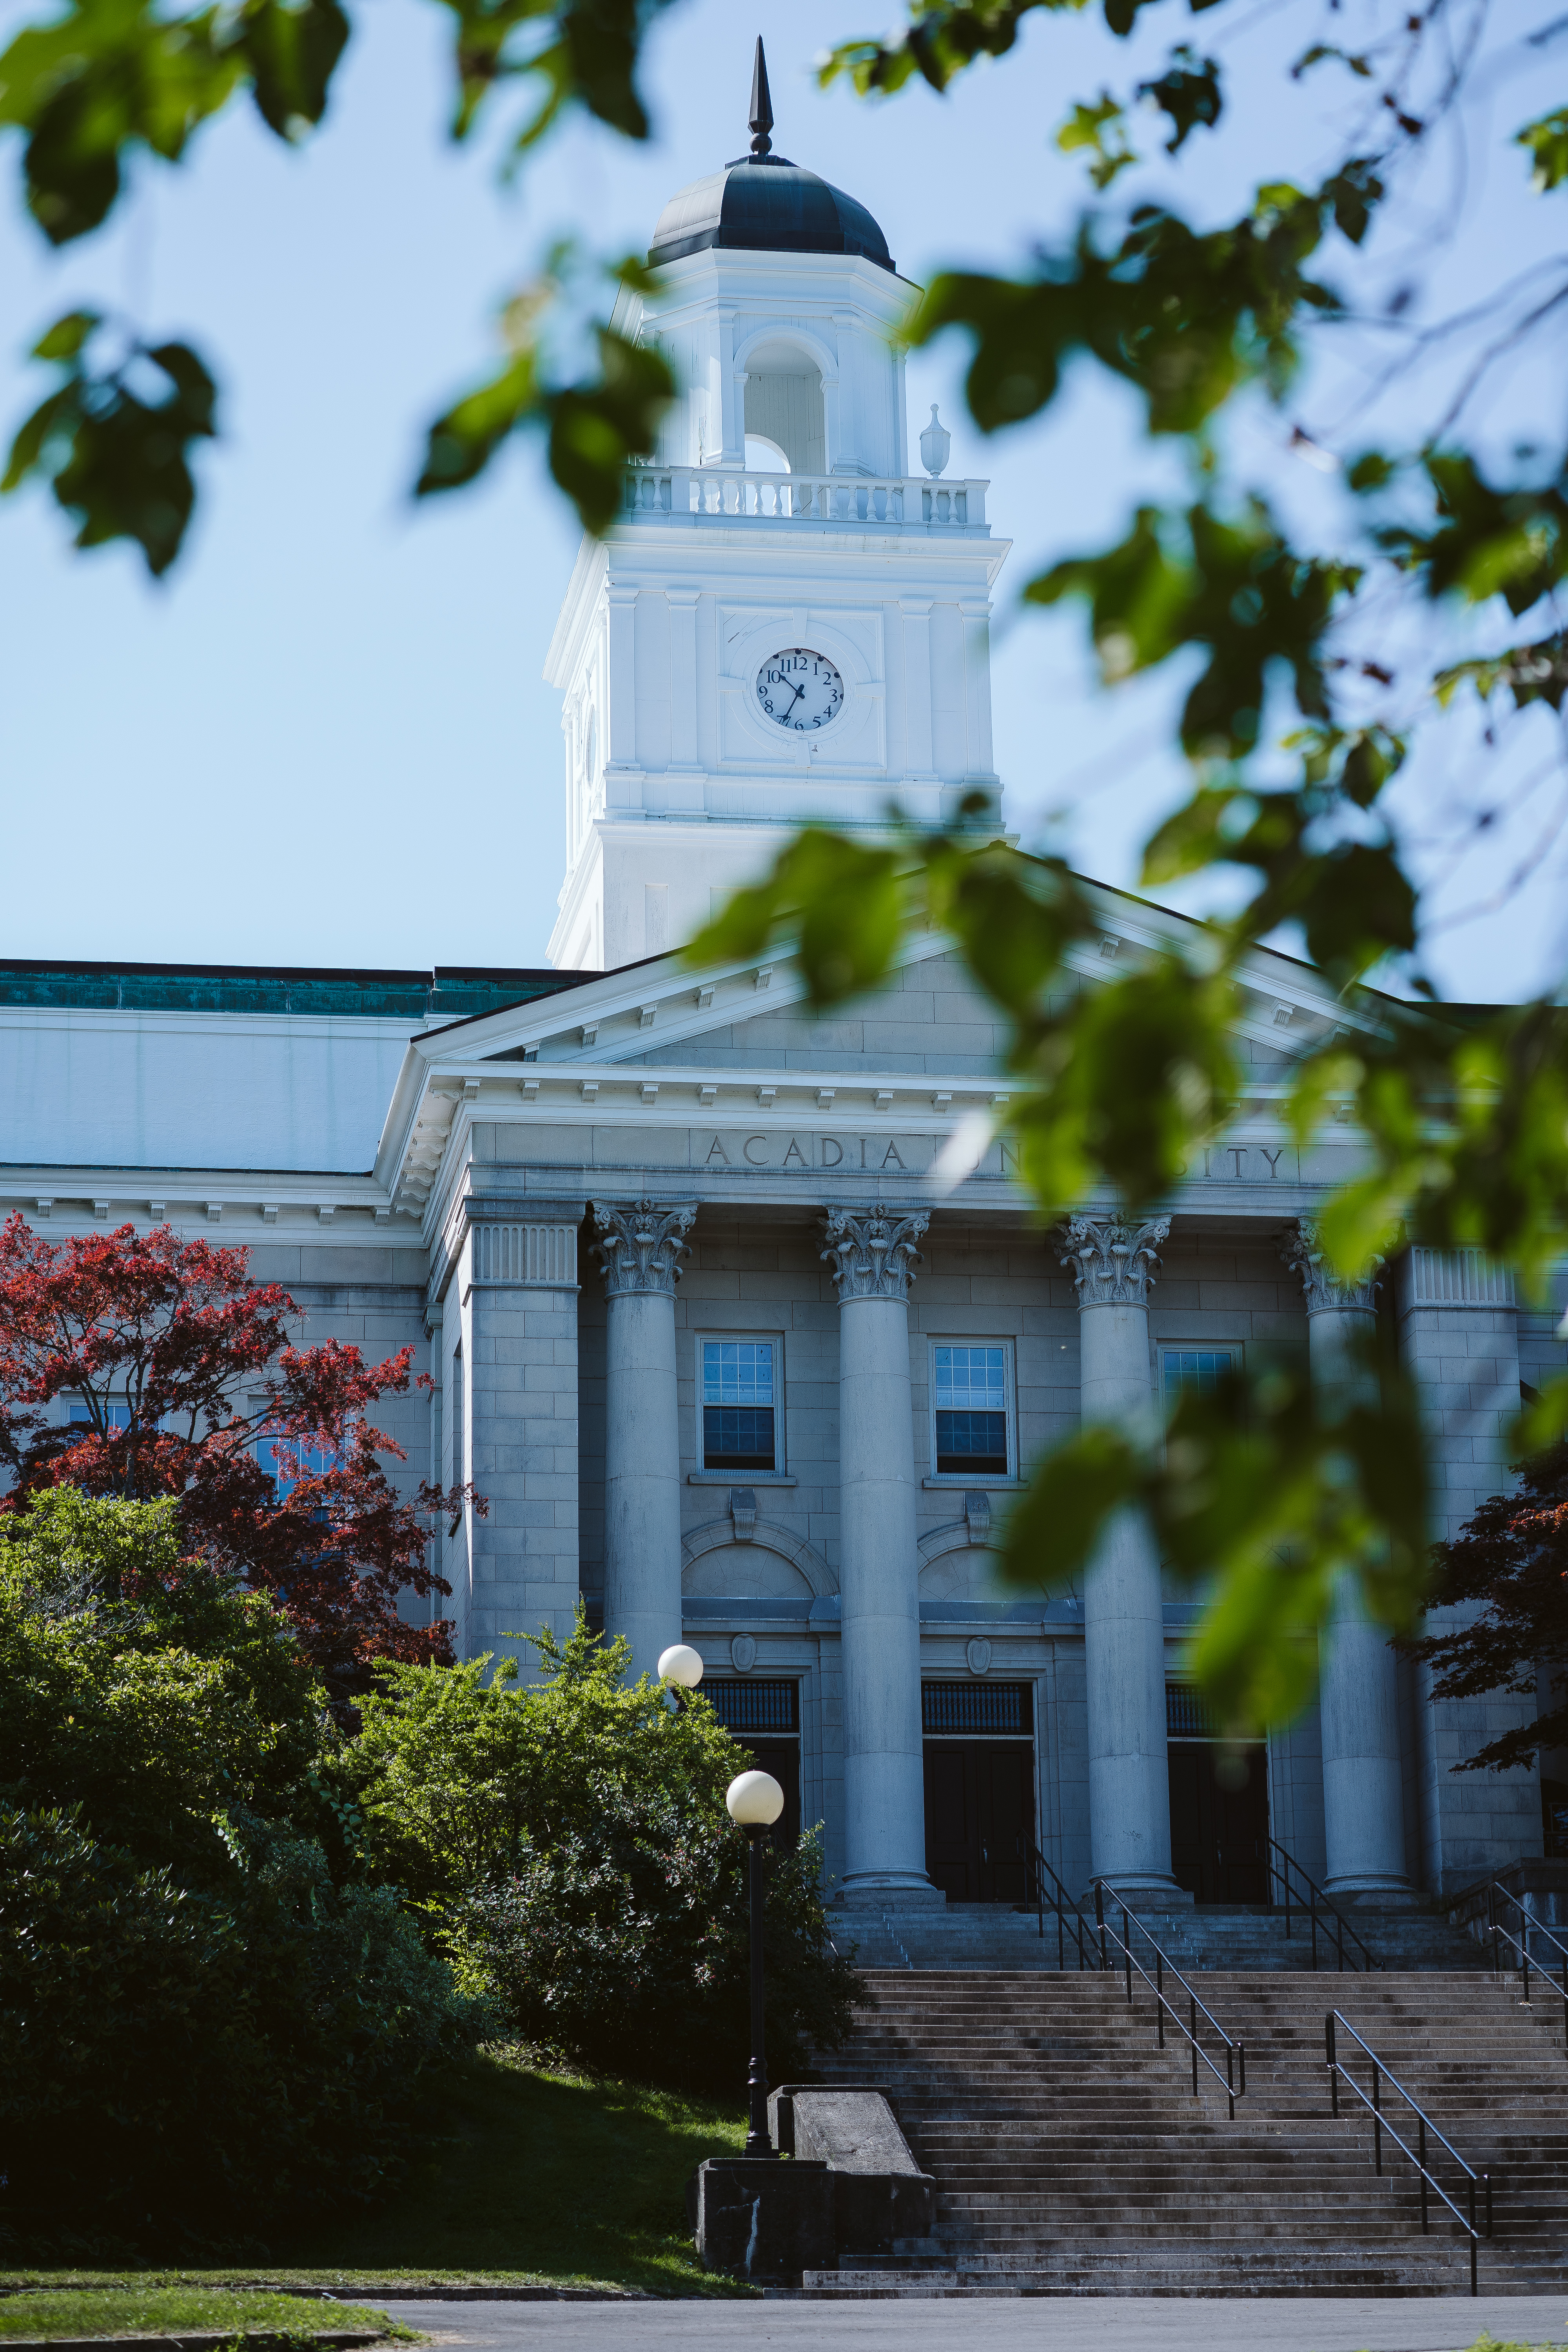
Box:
[755, 648, 844, 732]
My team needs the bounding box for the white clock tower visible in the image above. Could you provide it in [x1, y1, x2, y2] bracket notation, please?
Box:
[544, 44, 1011, 972]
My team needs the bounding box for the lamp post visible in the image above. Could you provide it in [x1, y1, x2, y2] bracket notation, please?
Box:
[727, 1768, 784, 2159]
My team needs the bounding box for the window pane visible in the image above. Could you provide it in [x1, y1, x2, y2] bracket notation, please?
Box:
[67, 1401, 130, 1430]
[256, 1436, 337, 1499]
[933, 1345, 1009, 1475]
[1162, 1349, 1234, 1398]
[701, 1342, 777, 1469]
[702, 1405, 776, 1471]
[701, 1340, 774, 1405]
[934, 1345, 1007, 1412]
[935, 1411, 1009, 1474]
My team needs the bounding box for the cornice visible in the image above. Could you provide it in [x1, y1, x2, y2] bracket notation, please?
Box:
[0, 1165, 407, 1234]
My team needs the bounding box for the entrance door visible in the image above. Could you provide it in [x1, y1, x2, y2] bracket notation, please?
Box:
[740, 1738, 801, 1851]
[923, 1741, 1035, 1903]
[1167, 1742, 1270, 1904]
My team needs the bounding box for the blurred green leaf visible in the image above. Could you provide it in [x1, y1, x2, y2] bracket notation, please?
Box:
[31, 308, 100, 361]
[1291, 43, 1372, 81]
[1518, 107, 1568, 194]
[1029, 498, 1357, 760]
[1290, 1002, 1568, 1300]
[1056, 93, 1135, 189]
[1379, 456, 1568, 615]
[1515, 1374, 1568, 1455]
[434, 0, 679, 149]
[1003, 1354, 1429, 1728]
[0, 0, 239, 242]
[817, 2, 1091, 99]
[915, 167, 1371, 442]
[2, 312, 216, 573]
[547, 332, 673, 534]
[1434, 635, 1568, 713]
[684, 827, 912, 1009]
[0, 0, 348, 245]
[1009, 953, 1240, 1208]
[417, 324, 671, 536]
[1137, 45, 1221, 154]
[234, 0, 348, 138]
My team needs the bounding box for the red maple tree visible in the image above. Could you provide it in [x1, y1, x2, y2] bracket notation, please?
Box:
[0, 1215, 475, 1692]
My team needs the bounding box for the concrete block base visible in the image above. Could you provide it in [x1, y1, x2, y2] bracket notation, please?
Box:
[693, 2159, 833, 2285]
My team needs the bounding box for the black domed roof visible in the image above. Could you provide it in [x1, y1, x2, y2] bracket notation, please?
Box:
[647, 40, 895, 276]
[648, 154, 895, 274]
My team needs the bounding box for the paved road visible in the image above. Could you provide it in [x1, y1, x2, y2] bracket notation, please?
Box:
[376, 2294, 1568, 2352]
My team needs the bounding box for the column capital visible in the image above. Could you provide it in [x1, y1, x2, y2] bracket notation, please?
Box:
[1283, 1217, 1381, 1314]
[1058, 1213, 1170, 1308]
[591, 1198, 695, 1298]
[821, 1208, 928, 1303]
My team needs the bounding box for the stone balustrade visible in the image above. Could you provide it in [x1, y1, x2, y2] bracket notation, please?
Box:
[621, 466, 989, 530]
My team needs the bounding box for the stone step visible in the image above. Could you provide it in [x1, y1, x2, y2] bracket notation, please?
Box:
[830, 1905, 1494, 1975]
[811, 1961, 1568, 2296]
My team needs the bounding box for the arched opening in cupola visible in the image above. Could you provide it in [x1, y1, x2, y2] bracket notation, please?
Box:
[742, 339, 826, 475]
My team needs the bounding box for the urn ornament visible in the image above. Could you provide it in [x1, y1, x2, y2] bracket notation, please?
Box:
[919, 403, 951, 478]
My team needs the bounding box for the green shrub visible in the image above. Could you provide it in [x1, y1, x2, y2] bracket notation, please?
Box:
[352, 1614, 863, 2089]
[0, 1802, 485, 2256]
[0, 1494, 486, 2257]
[0, 1490, 325, 1884]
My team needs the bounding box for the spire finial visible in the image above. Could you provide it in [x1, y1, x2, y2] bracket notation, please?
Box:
[748, 36, 773, 157]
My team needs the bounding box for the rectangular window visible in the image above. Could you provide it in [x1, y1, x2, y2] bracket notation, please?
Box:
[932, 1342, 1012, 1477]
[1166, 1681, 1223, 1739]
[922, 1680, 1034, 1737]
[1161, 1348, 1236, 1401]
[704, 1679, 799, 1734]
[701, 1339, 778, 1472]
[255, 1435, 338, 1498]
[67, 1401, 131, 1431]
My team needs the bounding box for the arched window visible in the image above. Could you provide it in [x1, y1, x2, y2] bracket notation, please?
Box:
[745, 434, 790, 474]
[742, 339, 826, 474]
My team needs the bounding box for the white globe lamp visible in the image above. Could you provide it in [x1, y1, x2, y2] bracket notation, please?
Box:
[658, 1643, 704, 1690]
[726, 1769, 784, 1827]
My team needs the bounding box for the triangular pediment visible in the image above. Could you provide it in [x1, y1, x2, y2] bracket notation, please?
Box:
[374, 876, 1400, 1215]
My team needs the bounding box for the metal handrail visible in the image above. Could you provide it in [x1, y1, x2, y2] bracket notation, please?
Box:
[1020, 1847, 1247, 2116]
[1482, 1878, 1568, 2041]
[1326, 2009, 1491, 2296]
[1022, 1840, 1095, 1971]
[1266, 1837, 1380, 1972]
[1094, 1879, 1247, 2120]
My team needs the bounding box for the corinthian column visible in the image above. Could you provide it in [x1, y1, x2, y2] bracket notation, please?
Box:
[1284, 1220, 1413, 1902]
[592, 1198, 695, 1685]
[1059, 1212, 1184, 1901]
[822, 1208, 936, 1900]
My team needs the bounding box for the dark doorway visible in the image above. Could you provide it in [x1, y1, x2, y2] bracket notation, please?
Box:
[923, 1741, 1035, 1903]
[1168, 1742, 1270, 1904]
[704, 1678, 801, 1853]
[735, 1737, 801, 1851]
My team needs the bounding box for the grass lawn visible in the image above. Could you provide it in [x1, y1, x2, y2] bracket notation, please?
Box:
[2, 2049, 750, 2301]
[0, 2288, 412, 2339]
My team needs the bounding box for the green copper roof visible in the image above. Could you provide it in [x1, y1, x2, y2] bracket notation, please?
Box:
[0, 961, 587, 1022]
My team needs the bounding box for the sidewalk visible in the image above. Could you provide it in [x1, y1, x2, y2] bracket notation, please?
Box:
[377, 2293, 1568, 2352]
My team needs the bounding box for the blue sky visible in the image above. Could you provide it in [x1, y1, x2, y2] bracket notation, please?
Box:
[1, 0, 1563, 999]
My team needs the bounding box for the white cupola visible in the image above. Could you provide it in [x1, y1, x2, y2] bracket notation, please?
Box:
[543, 41, 1011, 973]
